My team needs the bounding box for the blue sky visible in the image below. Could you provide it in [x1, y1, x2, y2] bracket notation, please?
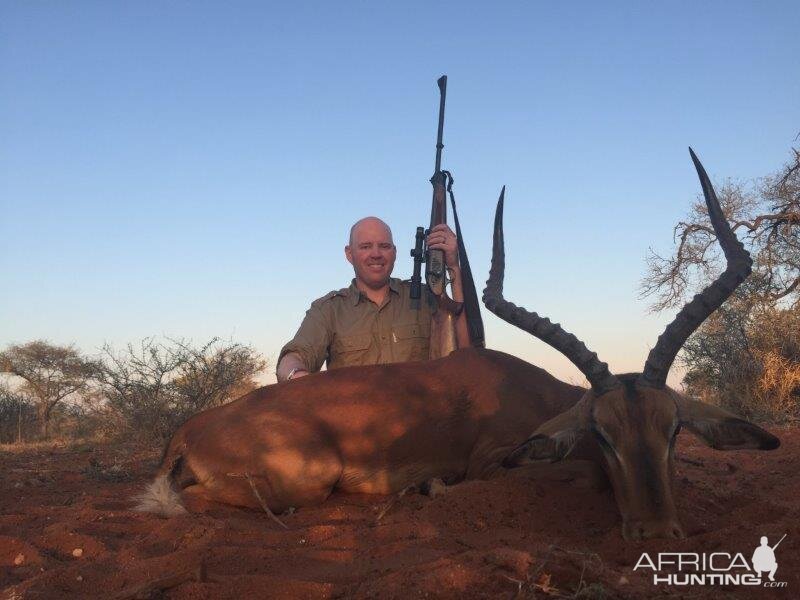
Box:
[2, 1, 798, 386]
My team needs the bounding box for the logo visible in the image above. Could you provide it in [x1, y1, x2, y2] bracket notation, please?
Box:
[633, 534, 788, 588]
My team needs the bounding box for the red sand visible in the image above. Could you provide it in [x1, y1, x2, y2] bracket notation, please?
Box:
[1, 428, 798, 599]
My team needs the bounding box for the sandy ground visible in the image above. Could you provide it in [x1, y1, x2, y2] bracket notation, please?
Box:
[1, 427, 798, 599]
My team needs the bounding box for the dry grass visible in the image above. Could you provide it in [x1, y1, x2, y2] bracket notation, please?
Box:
[757, 350, 800, 417]
[0, 435, 101, 454]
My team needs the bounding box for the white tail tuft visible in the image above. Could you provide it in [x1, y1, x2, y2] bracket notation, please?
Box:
[133, 474, 187, 516]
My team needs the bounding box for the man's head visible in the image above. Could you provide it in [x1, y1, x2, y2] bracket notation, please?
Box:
[345, 217, 396, 290]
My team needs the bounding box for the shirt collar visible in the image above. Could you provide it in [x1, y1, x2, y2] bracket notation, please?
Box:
[349, 278, 401, 305]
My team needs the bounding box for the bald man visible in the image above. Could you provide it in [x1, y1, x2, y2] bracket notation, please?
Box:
[276, 217, 468, 381]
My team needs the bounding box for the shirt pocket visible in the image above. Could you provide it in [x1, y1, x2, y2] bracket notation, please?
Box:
[392, 323, 430, 363]
[331, 332, 373, 368]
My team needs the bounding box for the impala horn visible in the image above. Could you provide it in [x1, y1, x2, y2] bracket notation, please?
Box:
[639, 149, 753, 388]
[482, 187, 620, 394]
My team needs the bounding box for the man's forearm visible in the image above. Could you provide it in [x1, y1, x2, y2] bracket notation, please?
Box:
[276, 352, 310, 382]
[448, 266, 471, 348]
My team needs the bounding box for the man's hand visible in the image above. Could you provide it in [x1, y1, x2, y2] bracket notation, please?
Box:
[426, 224, 459, 269]
[277, 352, 311, 382]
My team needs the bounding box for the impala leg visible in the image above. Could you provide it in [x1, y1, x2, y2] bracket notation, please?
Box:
[180, 470, 341, 514]
[255, 446, 344, 511]
[180, 483, 227, 512]
[499, 459, 608, 491]
[176, 439, 344, 514]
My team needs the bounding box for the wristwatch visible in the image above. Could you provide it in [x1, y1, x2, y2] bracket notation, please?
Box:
[287, 367, 305, 380]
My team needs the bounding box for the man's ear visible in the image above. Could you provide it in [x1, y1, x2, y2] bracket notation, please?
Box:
[504, 398, 590, 466]
[344, 245, 353, 265]
[675, 396, 780, 451]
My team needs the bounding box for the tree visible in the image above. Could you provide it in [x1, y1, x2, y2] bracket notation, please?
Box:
[0, 341, 97, 438]
[0, 382, 36, 443]
[95, 337, 266, 441]
[642, 146, 800, 310]
[641, 145, 800, 420]
[679, 298, 799, 420]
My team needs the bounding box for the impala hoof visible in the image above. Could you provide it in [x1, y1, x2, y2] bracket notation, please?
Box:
[420, 478, 448, 498]
[623, 520, 685, 541]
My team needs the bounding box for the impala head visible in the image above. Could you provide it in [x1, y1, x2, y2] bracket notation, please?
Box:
[484, 149, 780, 540]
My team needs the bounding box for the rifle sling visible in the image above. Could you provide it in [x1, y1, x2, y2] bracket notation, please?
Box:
[443, 171, 486, 348]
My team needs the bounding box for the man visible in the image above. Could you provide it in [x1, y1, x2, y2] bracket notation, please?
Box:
[276, 216, 469, 381]
[752, 536, 778, 582]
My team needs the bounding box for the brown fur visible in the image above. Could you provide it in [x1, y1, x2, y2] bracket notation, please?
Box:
[138, 348, 584, 515]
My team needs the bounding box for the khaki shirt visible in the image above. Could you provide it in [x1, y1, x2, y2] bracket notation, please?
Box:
[279, 278, 435, 371]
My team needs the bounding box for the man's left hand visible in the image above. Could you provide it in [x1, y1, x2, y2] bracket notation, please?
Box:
[427, 224, 459, 269]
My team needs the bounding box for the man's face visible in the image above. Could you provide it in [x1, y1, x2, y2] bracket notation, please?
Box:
[345, 218, 396, 290]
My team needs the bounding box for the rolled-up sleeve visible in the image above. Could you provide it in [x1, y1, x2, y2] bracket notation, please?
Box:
[278, 300, 333, 373]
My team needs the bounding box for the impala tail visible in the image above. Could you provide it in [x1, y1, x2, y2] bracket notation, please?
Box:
[133, 437, 189, 517]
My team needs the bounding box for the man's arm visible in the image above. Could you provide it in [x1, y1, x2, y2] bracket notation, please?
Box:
[276, 297, 334, 381]
[446, 265, 471, 348]
[427, 223, 471, 348]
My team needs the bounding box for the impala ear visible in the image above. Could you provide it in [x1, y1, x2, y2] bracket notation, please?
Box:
[676, 396, 780, 451]
[504, 398, 590, 466]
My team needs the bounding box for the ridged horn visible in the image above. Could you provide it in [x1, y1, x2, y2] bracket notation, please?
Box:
[482, 187, 620, 393]
[639, 148, 753, 388]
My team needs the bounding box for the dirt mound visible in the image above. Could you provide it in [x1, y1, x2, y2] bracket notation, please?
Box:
[1, 429, 798, 599]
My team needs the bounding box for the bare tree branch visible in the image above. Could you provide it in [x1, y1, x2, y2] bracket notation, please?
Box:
[641, 148, 800, 310]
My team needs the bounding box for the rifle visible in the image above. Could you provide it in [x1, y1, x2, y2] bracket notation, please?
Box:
[410, 75, 485, 358]
[772, 533, 787, 551]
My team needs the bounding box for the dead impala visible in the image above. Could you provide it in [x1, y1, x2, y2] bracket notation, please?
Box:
[483, 148, 779, 539]
[137, 149, 779, 540]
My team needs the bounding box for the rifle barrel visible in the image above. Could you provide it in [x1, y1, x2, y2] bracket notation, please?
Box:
[772, 533, 787, 550]
[434, 75, 447, 173]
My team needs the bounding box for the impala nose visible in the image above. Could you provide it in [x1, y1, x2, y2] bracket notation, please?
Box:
[623, 520, 685, 541]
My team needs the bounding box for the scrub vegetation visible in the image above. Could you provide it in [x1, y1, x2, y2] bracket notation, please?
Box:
[0, 337, 266, 444]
